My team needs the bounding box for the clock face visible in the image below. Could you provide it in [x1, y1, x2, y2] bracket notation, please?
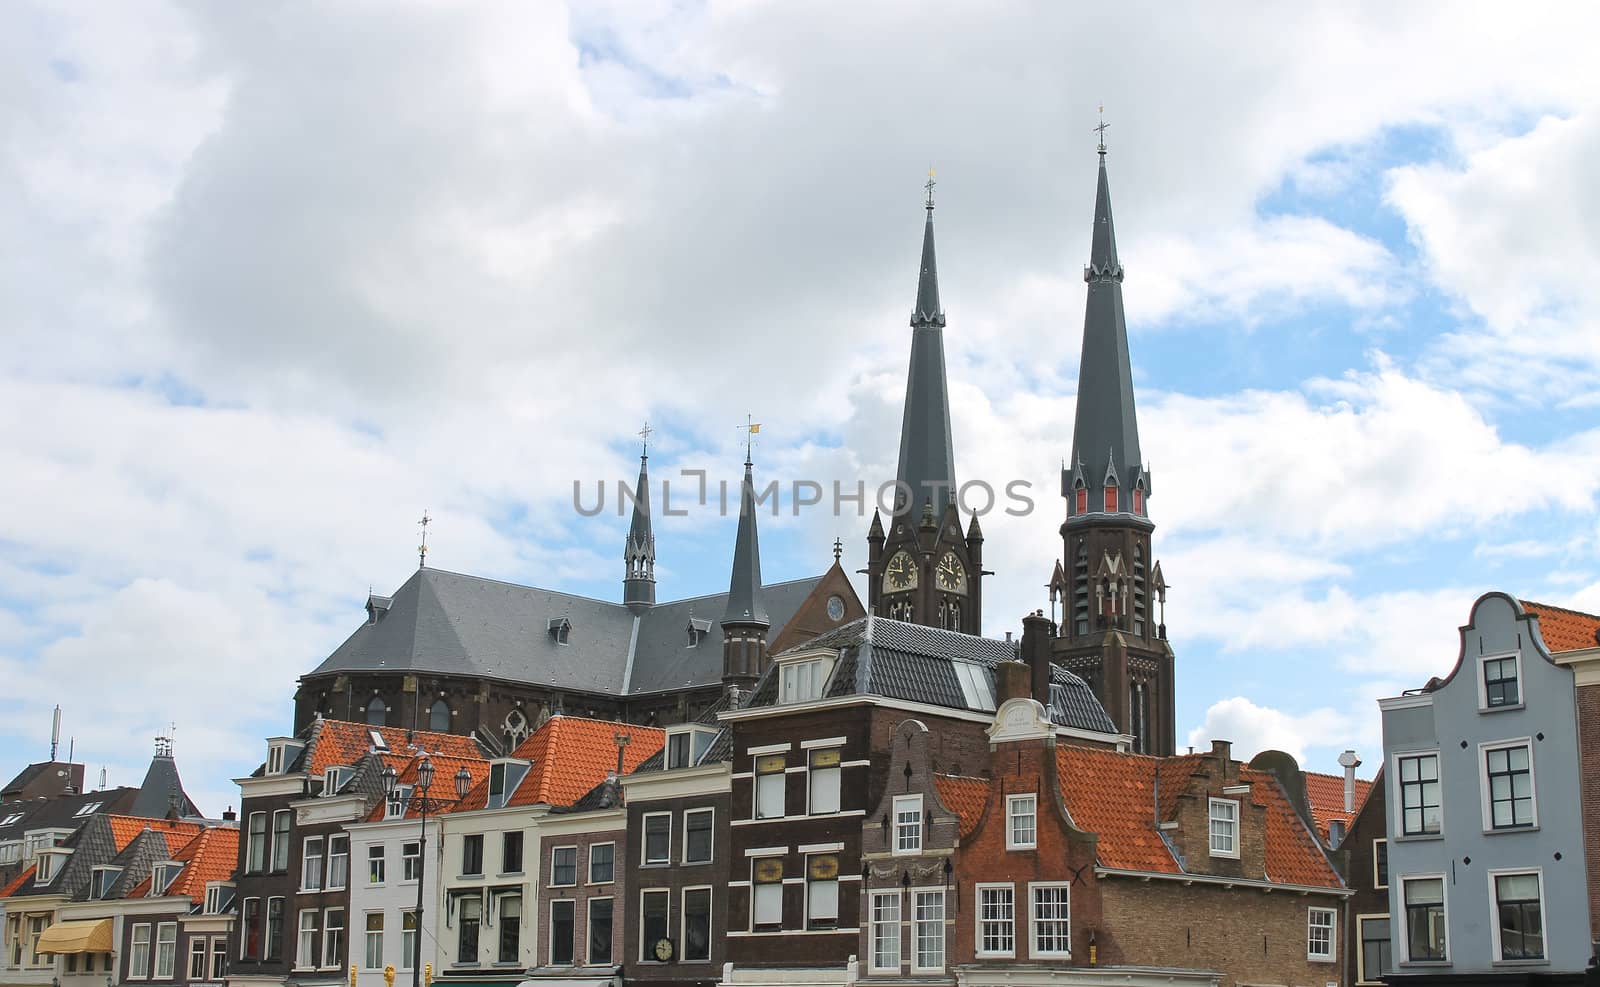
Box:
[936, 551, 967, 594]
[826, 594, 846, 621]
[884, 551, 918, 591]
[653, 937, 674, 961]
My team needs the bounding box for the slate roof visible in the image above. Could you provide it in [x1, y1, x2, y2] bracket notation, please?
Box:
[897, 201, 957, 514]
[452, 716, 663, 812]
[306, 567, 824, 698]
[1301, 770, 1373, 841]
[1524, 600, 1600, 653]
[127, 755, 199, 819]
[0, 788, 138, 846]
[0, 867, 35, 898]
[932, 774, 988, 839]
[759, 616, 1117, 735]
[1055, 745, 1341, 888]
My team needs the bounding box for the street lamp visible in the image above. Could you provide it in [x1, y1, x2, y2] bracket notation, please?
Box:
[382, 758, 473, 987]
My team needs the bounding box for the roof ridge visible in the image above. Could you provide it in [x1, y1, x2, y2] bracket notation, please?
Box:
[413, 566, 821, 610]
[1522, 598, 1600, 619]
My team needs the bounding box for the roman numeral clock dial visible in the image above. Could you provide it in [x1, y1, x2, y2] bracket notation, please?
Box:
[936, 551, 967, 594]
[883, 551, 918, 592]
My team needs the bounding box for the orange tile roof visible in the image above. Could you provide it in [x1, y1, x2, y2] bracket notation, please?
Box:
[127, 825, 240, 900]
[1302, 770, 1373, 840]
[108, 816, 205, 853]
[308, 719, 486, 777]
[368, 754, 493, 821]
[1055, 746, 1341, 888]
[932, 775, 989, 839]
[0, 867, 36, 898]
[455, 716, 664, 811]
[1524, 600, 1600, 654]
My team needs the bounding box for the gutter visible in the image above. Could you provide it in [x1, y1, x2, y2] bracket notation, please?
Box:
[1095, 866, 1352, 897]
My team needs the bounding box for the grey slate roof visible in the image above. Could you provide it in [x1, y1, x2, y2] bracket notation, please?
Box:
[306, 567, 823, 698]
[895, 199, 957, 515]
[722, 461, 769, 628]
[127, 755, 199, 819]
[759, 616, 1117, 735]
[1066, 149, 1149, 506]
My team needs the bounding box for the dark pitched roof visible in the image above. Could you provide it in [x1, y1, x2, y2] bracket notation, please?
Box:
[721, 461, 769, 628]
[305, 567, 823, 698]
[127, 755, 199, 820]
[761, 616, 1117, 735]
[896, 194, 957, 515]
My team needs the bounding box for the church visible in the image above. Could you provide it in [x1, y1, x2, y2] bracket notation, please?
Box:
[292, 138, 1177, 757]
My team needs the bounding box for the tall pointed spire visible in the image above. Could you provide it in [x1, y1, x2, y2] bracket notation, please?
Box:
[722, 458, 769, 627]
[1065, 138, 1147, 521]
[895, 174, 958, 515]
[623, 425, 656, 614]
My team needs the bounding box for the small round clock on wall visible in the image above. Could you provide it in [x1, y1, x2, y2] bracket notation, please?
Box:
[653, 937, 675, 962]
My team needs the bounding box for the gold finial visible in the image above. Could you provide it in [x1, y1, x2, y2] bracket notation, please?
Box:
[1095, 105, 1109, 154]
[417, 510, 431, 569]
[738, 415, 762, 465]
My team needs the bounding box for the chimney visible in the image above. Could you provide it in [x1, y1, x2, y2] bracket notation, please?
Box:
[1021, 610, 1055, 703]
[1337, 750, 1362, 814]
[994, 661, 1031, 705]
[222, 806, 237, 822]
[1210, 739, 1231, 763]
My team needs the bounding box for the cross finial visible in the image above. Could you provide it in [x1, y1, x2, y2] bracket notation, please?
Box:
[1095, 105, 1109, 154]
[638, 420, 653, 458]
[924, 167, 937, 211]
[832, 537, 842, 563]
[738, 415, 761, 466]
[417, 510, 431, 569]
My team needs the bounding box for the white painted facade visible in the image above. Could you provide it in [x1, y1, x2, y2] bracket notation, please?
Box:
[344, 816, 442, 987]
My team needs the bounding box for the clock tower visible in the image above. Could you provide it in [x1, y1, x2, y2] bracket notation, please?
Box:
[1050, 138, 1176, 755]
[865, 178, 984, 633]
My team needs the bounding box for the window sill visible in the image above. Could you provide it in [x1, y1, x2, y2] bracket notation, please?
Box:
[1393, 833, 1444, 842]
[1479, 703, 1526, 713]
[1484, 825, 1539, 835]
[975, 953, 1015, 960]
[1493, 959, 1550, 967]
[457, 874, 484, 881]
[1398, 960, 1449, 967]
[639, 862, 672, 869]
[496, 872, 525, 879]
[547, 883, 577, 890]
[1007, 844, 1038, 852]
[584, 880, 614, 887]
[1307, 956, 1336, 964]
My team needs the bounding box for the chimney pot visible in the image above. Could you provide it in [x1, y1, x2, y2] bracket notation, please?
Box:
[1210, 739, 1231, 762]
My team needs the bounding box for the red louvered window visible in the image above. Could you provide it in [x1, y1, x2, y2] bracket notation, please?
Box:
[1104, 486, 1118, 513]
[1132, 489, 1144, 514]
[1075, 488, 1088, 514]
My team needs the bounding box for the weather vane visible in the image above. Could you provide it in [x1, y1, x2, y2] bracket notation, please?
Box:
[1095, 104, 1109, 153]
[738, 415, 762, 464]
[638, 420, 653, 457]
[925, 167, 937, 210]
[417, 510, 431, 569]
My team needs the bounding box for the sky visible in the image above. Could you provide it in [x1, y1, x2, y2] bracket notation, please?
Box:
[3, 1, 1599, 817]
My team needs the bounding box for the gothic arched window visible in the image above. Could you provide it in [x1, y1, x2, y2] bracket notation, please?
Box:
[429, 699, 450, 733]
[366, 698, 387, 726]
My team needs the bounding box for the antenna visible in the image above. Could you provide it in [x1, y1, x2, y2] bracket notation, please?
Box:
[98, 767, 107, 791]
[51, 705, 61, 761]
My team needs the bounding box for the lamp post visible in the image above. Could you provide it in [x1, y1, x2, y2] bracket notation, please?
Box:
[382, 758, 472, 987]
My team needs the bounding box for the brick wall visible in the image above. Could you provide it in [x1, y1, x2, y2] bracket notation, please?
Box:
[1577, 682, 1600, 942]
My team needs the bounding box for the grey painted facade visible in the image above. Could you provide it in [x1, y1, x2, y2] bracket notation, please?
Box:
[1379, 592, 1593, 982]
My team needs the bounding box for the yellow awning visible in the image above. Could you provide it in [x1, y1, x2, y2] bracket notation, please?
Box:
[35, 919, 113, 955]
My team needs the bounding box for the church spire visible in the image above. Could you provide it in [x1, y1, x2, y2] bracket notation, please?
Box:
[721, 454, 770, 693]
[1065, 139, 1148, 523]
[895, 174, 957, 515]
[623, 426, 656, 614]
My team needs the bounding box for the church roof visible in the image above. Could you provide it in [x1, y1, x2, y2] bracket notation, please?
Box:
[757, 616, 1117, 736]
[895, 191, 958, 515]
[722, 461, 769, 628]
[306, 567, 823, 698]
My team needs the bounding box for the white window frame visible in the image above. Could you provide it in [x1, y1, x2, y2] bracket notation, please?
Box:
[1307, 906, 1336, 962]
[320, 907, 343, 969]
[869, 890, 901, 973]
[129, 923, 152, 980]
[1395, 751, 1443, 837]
[1208, 798, 1239, 858]
[638, 888, 671, 962]
[806, 748, 842, 816]
[893, 794, 923, 855]
[401, 841, 421, 883]
[1007, 794, 1037, 850]
[681, 885, 713, 963]
[1487, 867, 1547, 962]
[548, 898, 575, 966]
[641, 813, 672, 866]
[751, 858, 784, 929]
[367, 844, 385, 885]
[326, 834, 349, 890]
[777, 656, 831, 704]
[1479, 738, 1538, 831]
[587, 842, 615, 884]
[585, 896, 613, 966]
[683, 808, 715, 865]
[1355, 913, 1392, 984]
[1028, 882, 1071, 958]
[301, 836, 324, 891]
[1477, 651, 1523, 711]
[295, 909, 318, 970]
[187, 936, 207, 981]
[549, 845, 578, 887]
[400, 910, 417, 970]
[1373, 838, 1388, 889]
[910, 887, 945, 974]
[754, 754, 786, 820]
[363, 912, 384, 970]
[804, 854, 840, 930]
[974, 883, 1015, 958]
[1399, 873, 1449, 964]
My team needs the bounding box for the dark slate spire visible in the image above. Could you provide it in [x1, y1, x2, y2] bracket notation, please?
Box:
[722, 457, 769, 628]
[1065, 146, 1149, 521]
[623, 444, 656, 614]
[895, 176, 958, 515]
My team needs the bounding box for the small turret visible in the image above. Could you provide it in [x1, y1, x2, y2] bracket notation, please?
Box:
[623, 449, 656, 615]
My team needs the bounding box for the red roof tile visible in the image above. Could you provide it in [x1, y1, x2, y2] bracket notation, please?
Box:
[308, 719, 485, 777]
[108, 816, 205, 854]
[454, 716, 664, 811]
[128, 825, 240, 900]
[1302, 770, 1373, 840]
[0, 867, 36, 898]
[369, 754, 493, 822]
[1524, 600, 1600, 654]
[932, 775, 989, 839]
[1055, 746, 1342, 888]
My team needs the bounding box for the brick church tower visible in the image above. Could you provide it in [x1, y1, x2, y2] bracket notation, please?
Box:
[866, 178, 985, 634]
[1051, 140, 1176, 755]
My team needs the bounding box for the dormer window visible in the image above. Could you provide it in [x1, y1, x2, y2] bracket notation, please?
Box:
[369, 730, 389, 752]
[1208, 798, 1239, 858]
[323, 766, 350, 797]
[266, 738, 303, 776]
[73, 801, 103, 817]
[0, 841, 20, 865]
[484, 760, 526, 810]
[151, 861, 183, 897]
[386, 785, 412, 820]
[366, 593, 392, 625]
[91, 865, 122, 899]
[686, 617, 713, 648]
[0, 813, 23, 827]
[1104, 485, 1118, 513]
[666, 727, 718, 770]
[548, 616, 571, 645]
[1075, 487, 1088, 514]
[204, 882, 231, 914]
[777, 652, 835, 705]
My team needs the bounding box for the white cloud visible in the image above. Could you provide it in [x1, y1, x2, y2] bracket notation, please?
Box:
[1185, 696, 1361, 767]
